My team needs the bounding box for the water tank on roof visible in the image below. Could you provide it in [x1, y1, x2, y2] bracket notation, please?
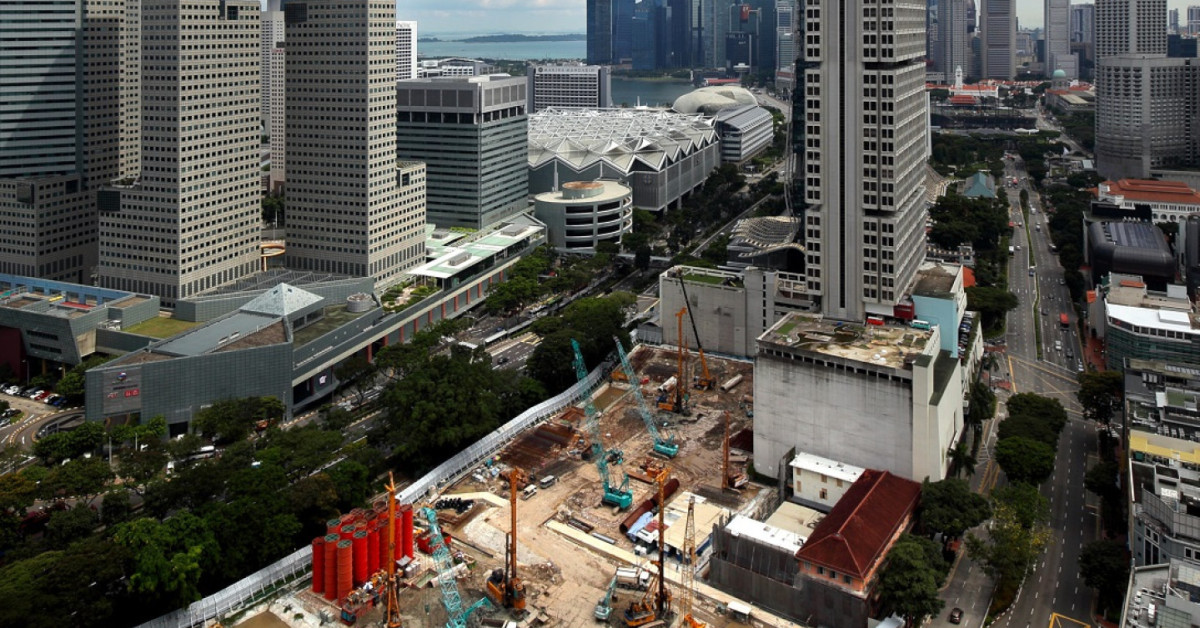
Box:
[346, 293, 372, 313]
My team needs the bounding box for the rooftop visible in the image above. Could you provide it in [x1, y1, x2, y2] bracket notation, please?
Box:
[794, 469, 922, 581]
[759, 312, 933, 370]
[155, 311, 286, 357]
[791, 451, 866, 484]
[660, 493, 728, 553]
[1096, 221, 1173, 252]
[528, 108, 717, 174]
[1099, 179, 1200, 205]
[765, 501, 826, 536]
[1106, 303, 1200, 336]
[725, 513, 807, 556]
[534, 179, 631, 205]
[962, 171, 996, 198]
[912, 262, 962, 298]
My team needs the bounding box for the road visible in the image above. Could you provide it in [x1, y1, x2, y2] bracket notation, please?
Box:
[932, 138, 1095, 627]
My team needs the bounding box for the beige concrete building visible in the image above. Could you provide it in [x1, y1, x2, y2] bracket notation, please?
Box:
[98, 0, 263, 302]
[269, 46, 286, 192]
[533, 180, 632, 252]
[285, 0, 426, 289]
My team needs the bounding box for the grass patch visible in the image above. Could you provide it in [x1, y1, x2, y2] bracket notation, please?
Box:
[125, 316, 202, 339]
[776, 322, 796, 335]
[293, 305, 366, 346]
[682, 272, 727, 285]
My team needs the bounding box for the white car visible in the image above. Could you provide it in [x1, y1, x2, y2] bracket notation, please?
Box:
[3, 386, 18, 395]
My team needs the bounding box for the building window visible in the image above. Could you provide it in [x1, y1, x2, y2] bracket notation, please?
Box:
[817, 566, 824, 575]
[819, 488, 828, 499]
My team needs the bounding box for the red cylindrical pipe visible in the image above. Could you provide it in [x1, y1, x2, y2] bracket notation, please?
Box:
[327, 518, 342, 535]
[323, 533, 339, 600]
[353, 530, 368, 586]
[312, 537, 326, 594]
[401, 505, 414, 559]
[340, 524, 355, 540]
[379, 521, 391, 571]
[337, 539, 354, 601]
[367, 524, 380, 576]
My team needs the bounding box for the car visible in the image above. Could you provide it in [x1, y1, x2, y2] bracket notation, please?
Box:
[949, 608, 964, 624]
[44, 394, 61, 405]
[52, 397, 69, 408]
[1041, 307, 1048, 315]
[1, 409, 18, 419]
[1059, 278, 1065, 285]
[497, 357, 510, 365]
[1078, 361, 1085, 373]
[4, 385, 18, 395]
[35, 391, 53, 402]
[1029, 269, 1035, 276]
[27, 389, 44, 400]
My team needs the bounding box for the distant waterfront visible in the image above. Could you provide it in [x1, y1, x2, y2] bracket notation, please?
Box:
[609, 77, 695, 108]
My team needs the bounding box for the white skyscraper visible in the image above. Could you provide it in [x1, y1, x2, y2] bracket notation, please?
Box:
[287, 0, 425, 287]
[397, 21, 418, 81]
[796, 0, 929, 321]
[1045, 0, 1077, 78]
[979, 0, 1016, 78]
[98, 0, 263, 301]
[262, 2, 285, 128]
[775, 0, 796, 91]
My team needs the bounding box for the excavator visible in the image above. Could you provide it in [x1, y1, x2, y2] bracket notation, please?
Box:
[486, 468, 527, 612]
[676, 276, 716, 391]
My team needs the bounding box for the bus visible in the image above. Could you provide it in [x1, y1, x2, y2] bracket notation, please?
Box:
[1059, 313, 1070, 329]
[1008, 245, 1015, 256]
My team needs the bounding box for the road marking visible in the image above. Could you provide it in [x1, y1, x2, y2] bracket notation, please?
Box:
[1049, 612, 1090, 628]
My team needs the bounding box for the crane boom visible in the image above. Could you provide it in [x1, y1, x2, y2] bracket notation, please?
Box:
[677, 276, 715, 390]
[613, 336, 679, 458]
[572, 339, 634, 509]
[422, 506, 491, 628]
[680, 496, 705, 628]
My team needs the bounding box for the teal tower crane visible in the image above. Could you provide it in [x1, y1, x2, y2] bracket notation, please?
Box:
[571, 338, 634, 509]
[613, 336, 679, 458]
[422, 506, 491, 628]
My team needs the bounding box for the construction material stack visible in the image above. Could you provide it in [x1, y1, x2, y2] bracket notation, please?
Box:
[613, 336, 679, 458]
[571, 338, 634, 509]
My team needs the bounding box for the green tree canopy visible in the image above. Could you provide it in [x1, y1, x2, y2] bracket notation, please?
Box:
[1079, 540, 1129, 614]
[995, 436, 1056, 485]
[1077, 370, 1124, 425]
[966, 286, 1019, 331]
[526, 293, 634, 394]
[876, 534, 947, 628]
[919, 478, 992, 540]
[192, 396, 284, 444]
[113, 513, 218, 608]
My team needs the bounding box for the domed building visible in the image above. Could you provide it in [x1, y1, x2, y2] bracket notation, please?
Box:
[672, 85, 758, 115]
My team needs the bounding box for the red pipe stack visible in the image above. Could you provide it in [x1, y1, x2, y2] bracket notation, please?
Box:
[336, 539, 353, 601]
[352, 530, 368, 586]
[367, 523, 380, 575]
[401, 505, 414, 559]
[323, 533, 339, 600]
[311, 537, 325, 594]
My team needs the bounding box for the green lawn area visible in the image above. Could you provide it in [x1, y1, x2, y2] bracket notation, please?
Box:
[776, 322, 797, 335]
[683, 273, 727, 285]
[125, 316, 202, 339]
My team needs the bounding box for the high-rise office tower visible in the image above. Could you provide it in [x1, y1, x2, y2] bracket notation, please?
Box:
[613, 0, 636, 64]
[527, 65, 613, 112]
[979, 0, 1016, 78]
[1071, 3, 1095, 44]
[395, 76, 529, 229]
[1171, 7, 1180, 32]
[269, 46, 286, 191]
[262, 1, 285, 128]
[1095, 0, 1196, 179]
[98, 0, 261, 301]
[587, 0, 614, 64]
[397, 21, 417, 80]
[775, 0, 796, 90]
[967, 0, 976, 31]
[930, 0, 968, 77]
[669, 0, 693, 67]
[1190, 6, 1200, 33]
[0, 0, 135, 282]
[793, 0, 929, 321]
[119, 0, 141, 178]
[1044, 0, 1076, 77]
[285, 0, 425, 287]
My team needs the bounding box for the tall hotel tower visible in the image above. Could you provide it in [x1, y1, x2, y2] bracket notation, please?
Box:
[794, 0, 929, 322]
[97, 1, 263, 301]
[284, 0, 426, 288]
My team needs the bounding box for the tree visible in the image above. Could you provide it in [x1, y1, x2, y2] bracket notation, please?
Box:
[966, 286, 1019, 330]
[966, 500, 1051, 590]
[1077, 370, 1124, 425]
[100, 490, 133, 526]
[335, 356, 377, 407]
[113, 513, 217, 608]
[1079, 540, 1129, 614]
[991, 483, 1051, 530]
[996, 412, 1062, 449]
[967, 381, 996, 426]
[117, 443, 169, 492]
[192, 396, 284, 444]
[919, 478, 992, 541]
[44, 504, 99, 549]
[1006, 393, 1068, 433]
[326, 460, 372, 511]
[876, 534, 947, 628]
[526, 293, 634, 394]
[255, 425, 343, 480]
[995, 436, 1056, 485]
[41, 457, 114, 505]
[948, 441, 977, 477]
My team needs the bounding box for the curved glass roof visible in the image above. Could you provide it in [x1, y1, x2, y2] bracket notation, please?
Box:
[528, 108, 718, 175]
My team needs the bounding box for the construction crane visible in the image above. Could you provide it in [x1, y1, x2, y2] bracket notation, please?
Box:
[657, 308, 689, 414]
[384, 474, 404, 628]
[679, 496, 705, 628]
[571, 338, 634, 509]
[594, 576, 617, 621]
[722, 411, 747, 490]
[613, 336, 679, 458]
[624, 469, 672, 627]
[486, 468, 527, 612]
[676, 277, 716, 391]
[421, 506, 491, 628]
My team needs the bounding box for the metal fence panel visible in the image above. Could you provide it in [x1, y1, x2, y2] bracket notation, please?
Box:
[136, 361, 610, 628]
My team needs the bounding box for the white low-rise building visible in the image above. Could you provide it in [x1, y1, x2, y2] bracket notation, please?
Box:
[1095, 179, 1200, 223]
[790, 452, 864, 511]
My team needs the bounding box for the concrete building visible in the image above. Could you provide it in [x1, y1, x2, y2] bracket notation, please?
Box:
[1120, 560, 1200, 628]
[713, 105, 775, 163]
[395, 75, 529, 230]
[775, 0, 797, 92]
[979, 0, 1016, 78]
[527, 108, 720, 213]
[1086, 224, 1176, 288]
[1095, 57, 1200, 179]
[791, 452, 865, 511]
[261, 3, 285, 129]
[396, 21, 417, 81]
[587, 0, 613, 65]
[98, 0, 262, 303]
[533, 180, 633, 252]
[285, 0, 426, 289]
[1044, 0, 1077, 77]
[1095, 179, 1200, 223]
[527, 64, 612, 112]
[1191, 5, 1200, 33]
[930, 0, 969, 79]
[0, 0, 139, 284]
[752, 312, 964, 481]
[416, 58, 494, 78]
[1088, 274, 1200, 369]
[1072, 3, 1095, 46]
[85, 219, 545, 433]
[793, 0, 929, 322]
[1129, 436, 1200, 567]
[1125, 359, 1200, 442]
[0, 275, 159, 382]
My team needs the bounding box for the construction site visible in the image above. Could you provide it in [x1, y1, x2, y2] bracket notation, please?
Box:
[248, 324, 784, 628]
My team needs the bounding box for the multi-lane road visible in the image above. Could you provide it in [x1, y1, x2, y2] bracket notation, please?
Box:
[934, 145, 1095, 627]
